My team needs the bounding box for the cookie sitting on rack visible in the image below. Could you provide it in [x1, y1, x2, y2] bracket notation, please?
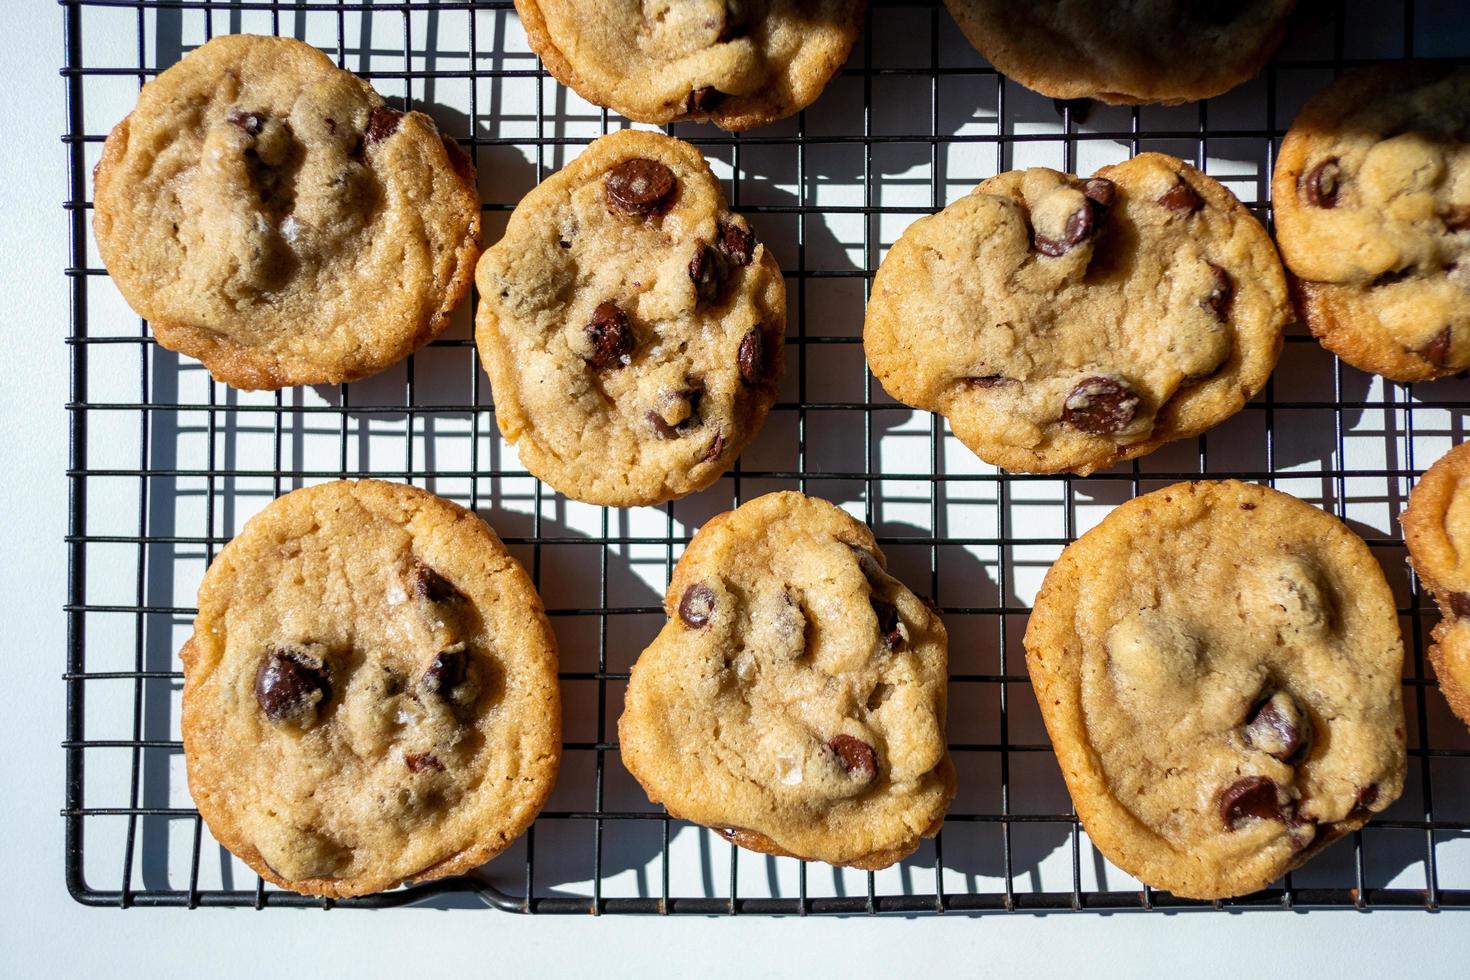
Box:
[1025, 480, 1406, 900]
[864, 153, 1290, 475]
[1402, 441, 1470, 731]
[179, 480, 561, 898]
[475, 129, 786, 507]
[92, 34, 481, 390]
[1273, 63, 1470, 381]
[942, 0, 1296, 105]
[513, 0, 865, 130]
[619, 491, 955, 870]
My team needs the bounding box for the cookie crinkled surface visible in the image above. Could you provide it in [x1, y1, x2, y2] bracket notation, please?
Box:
[475, 129, 786, 507]
[92, 34, 481, 390]
[1403, 441, 1470, 730]
[619, 492, 955, 870]
[180, 480, 561, 898]
[1273, 63, 1470, 381]
[514, 0, 865, 130]
[865, 153, 1290, 475]
[1024, 480, 1406, 899]
[942, 0, 1296, 105]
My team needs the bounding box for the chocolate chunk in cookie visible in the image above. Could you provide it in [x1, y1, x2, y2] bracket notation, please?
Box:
[1025, 480, 1405, 899]
[865, 154, 1288, 475]
[620, 492, 954, 870]
[475, 129, 785, 506]
[91, 35, 480, 390]
[515, 0, 864, 130]
[179, 480, 561, 898]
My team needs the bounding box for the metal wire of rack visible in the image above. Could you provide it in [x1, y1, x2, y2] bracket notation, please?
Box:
[62, 0, 1470, 914]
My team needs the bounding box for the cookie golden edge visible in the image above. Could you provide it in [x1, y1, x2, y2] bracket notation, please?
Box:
[1272, 62, 1461, 383]
[942, 1, 1294, 105]
[1402, 442, 1470, 729]
[179, 479, 562, 898]
[1023, 479, 1404, 899]
[473, 129, 787, 508]
[513, 0, 865, 131]
[864, 153, 1290, 476]
[91, 35, 483, 391]
[617, 492, 957, 870]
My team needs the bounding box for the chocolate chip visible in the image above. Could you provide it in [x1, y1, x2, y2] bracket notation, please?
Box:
[1348, 783, 1380, 819]
[1244, 691, 1311, 763]
[870, 597, 905, 650]
[1061, 376, 1139, 435]
[1287, 814, 1318, 850]
[689, 243, 723, 303]
[1448, 592, 1470, 618]
[1241, 501, 1257, 510]
[703, 432, 725, 463]
[1034, 205, 1093, 257]
[678, 583, 716, 629]
[828, 734, 878, 781]
[423, 647, 471, 701]
[1219, 776, 1286, 829]
[405, 752, 445, 773]
[1371, 267, 1413, 288]
[605, 158, 677, 215]
[738, 328, 767, 386]
[1158, 180, 1202, 212]
[717, 221, 755, 265]
[1202, 262, 1233, 322]
[1445, 205, 1470, 233]
[325, 117, 337, 134]
[687, 86, 725, 113]
[966, 375, 1013, 388]
[1421, 327, 1454, 367]
[411, 559, 465, 605]
[364, 106, 403, 147]
[585, 302, 634, 370]
[646, 410, 682, 439]
[1303, 157, 1341, 209]
[254, 649, 330, 724]
[1083, 177, 1116, 208]
[226, 109, 265, 136]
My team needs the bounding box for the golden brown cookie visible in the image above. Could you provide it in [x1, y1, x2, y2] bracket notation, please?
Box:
[180, 480, 560, 898]
[1402, 441, 1470, 729]
[1273, 63, 1470, 381]
[1025, 480, 1406, 899]
[943, 0, 1296, 105]
[619, 492, 954, 869]
[93, 34, 481, 390]
[475, 129, 785, 507]
[865, 154, 1290, 475]
[515, 0, 864, 130]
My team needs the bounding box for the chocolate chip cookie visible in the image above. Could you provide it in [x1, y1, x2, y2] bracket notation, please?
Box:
[93, 34, 481, 390]
[1274, 64, 1470, 381]
[943, 1, 1295, 105]
[180, 480, 560, 898]
[1025, 480, 1406, 900]
[475, 129, 785, 507]
[515, 1, 864, 130]
[619, 491, 954, 869]
[865, 153, 1290, 475]
[1402, 442, 1470, 729]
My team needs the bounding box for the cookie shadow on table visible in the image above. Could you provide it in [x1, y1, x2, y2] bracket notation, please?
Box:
[871, 513, 1073, 902]
[457, 503, 673, 908]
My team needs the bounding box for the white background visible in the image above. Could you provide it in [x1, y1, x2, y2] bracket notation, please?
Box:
[2, 0, 1465, 974]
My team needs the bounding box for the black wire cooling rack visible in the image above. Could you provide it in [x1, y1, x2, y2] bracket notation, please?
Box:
[63, 0, 1470, 914]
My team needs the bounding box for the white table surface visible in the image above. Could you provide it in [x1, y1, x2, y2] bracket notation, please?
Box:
[2, 2, 1464, 974]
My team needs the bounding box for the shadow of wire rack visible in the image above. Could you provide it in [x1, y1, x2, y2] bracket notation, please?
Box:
[62, 0, 1470, 914]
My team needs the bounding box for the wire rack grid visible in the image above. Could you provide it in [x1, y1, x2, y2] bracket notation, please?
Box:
[63, 0, 1470, 915]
